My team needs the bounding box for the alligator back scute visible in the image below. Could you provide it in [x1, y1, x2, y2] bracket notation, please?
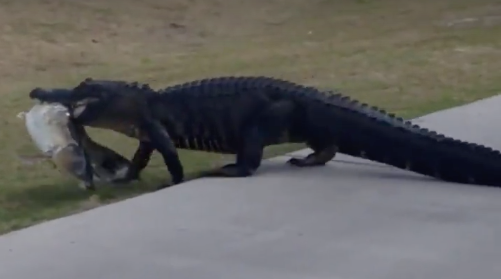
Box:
[331, 92, 474, 145]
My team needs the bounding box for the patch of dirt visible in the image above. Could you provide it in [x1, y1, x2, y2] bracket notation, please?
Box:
[443, 15, 501, 27]
[437, 3, 501, 27]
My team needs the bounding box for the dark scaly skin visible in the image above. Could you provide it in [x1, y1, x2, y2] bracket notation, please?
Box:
[29, 76, 501, 189]
[324, 91, 499, 166]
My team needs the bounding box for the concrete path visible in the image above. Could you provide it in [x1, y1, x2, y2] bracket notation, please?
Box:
[2, 95, 501, 279]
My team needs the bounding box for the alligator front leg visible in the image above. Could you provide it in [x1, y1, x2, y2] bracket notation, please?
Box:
[140, 119, 184, 189]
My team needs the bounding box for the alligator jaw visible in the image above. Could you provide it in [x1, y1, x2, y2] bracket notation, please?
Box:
[29, 88, 103, 122]
[29, 87, 143, 139]
[29, 88, 101, 106]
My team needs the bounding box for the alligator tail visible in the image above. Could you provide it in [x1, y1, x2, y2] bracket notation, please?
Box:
[317, 93, 501, 187]
[325, 90, 442, 138]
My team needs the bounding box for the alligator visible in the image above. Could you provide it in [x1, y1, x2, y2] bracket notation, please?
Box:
[28, 76, 501, 189]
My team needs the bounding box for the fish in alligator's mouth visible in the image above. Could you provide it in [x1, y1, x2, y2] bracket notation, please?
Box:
[17, 102, 139, 190]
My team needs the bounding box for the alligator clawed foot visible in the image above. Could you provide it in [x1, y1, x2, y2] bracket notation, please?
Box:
[287, 146, 337, 167]
[287, 155, 325, 167]
[287, 157, 310, 167]
[198, 163, 255, 178]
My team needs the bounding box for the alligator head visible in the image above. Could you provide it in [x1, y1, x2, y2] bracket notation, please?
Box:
[29, 78, 156, 140]
[29, 78, 185, 186]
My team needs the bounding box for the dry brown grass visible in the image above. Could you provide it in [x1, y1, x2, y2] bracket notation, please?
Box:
[0, 0, 500, 234]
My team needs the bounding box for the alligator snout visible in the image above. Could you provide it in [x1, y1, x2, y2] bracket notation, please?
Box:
[29, 87, 77, 105]
[29, 87, 46, 99]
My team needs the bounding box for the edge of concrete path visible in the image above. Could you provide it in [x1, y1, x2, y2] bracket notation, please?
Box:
[412, 94, 501, 122]
[2, 94, 501, 238]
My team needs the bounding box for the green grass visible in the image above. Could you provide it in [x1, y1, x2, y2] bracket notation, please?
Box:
[0, 0, 500, 234]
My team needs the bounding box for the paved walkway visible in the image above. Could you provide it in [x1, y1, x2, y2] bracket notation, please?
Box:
[2, 95, 501, 279]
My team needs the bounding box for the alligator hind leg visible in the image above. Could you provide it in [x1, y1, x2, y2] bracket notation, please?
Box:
[202, 100, 295, 178]
[287, 142, 338, 167]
